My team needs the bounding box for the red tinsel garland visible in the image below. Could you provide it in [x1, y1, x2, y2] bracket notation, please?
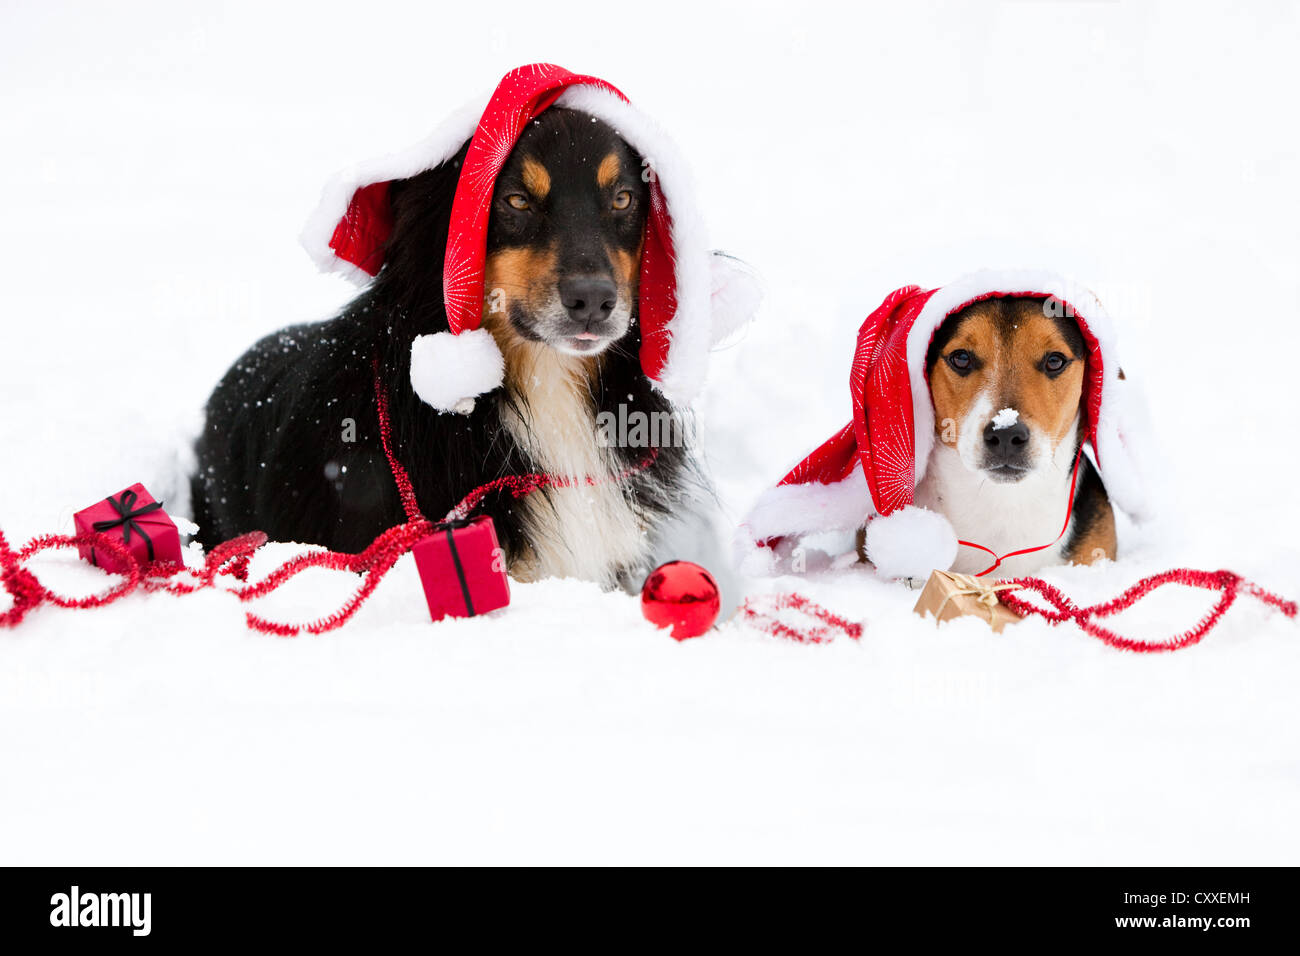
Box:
[1000, 569, 1297, 653]
[3, 373, 1295, 644]
[0, 369, 659, 636]
[3, 520, 1295, 647]
[0, 528, 139, 627]
[739, 591, 864, 644]
[0, 525, 268, 628]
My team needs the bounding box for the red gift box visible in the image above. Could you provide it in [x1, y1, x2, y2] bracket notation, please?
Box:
[74, 483, 183, 573]
[412, 516, 510, 621]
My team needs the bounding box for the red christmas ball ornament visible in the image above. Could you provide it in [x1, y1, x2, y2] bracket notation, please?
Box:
[640, 561, 721, 640]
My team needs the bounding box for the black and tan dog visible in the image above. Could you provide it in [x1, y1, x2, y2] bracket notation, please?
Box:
[191, 106, 700, 589]
[914, 295, 1115, 574]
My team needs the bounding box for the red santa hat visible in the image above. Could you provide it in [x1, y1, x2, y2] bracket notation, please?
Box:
[301, 63, 760, 413]
[737, 270, 1157, 579]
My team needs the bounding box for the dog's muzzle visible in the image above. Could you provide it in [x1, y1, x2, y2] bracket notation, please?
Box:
[981, 419, 1032, 481]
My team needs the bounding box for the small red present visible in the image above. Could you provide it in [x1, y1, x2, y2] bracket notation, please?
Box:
[74, 483, 183, 573]
[411, 516, 510, 621]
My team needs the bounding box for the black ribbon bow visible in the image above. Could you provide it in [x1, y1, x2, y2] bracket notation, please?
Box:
[93, 489, 165, 561]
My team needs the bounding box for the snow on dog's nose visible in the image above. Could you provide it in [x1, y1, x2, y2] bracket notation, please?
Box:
[982, 407, 1031, 478]
[961, 402, 1037, 482]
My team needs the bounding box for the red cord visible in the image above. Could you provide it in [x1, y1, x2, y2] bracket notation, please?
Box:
[956, 447, 1085, 577]
[371, 360, 657, 523]
[1000, 568, 1297, 653]
[373, 364, 424, 523]
[445, 448, 658, 522]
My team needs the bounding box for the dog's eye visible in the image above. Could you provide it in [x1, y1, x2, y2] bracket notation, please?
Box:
[612, 190, 632, 211]
[505, 194, 530, 211]
[1043, 352, 1069, 375]
[947, 350, 974, 374]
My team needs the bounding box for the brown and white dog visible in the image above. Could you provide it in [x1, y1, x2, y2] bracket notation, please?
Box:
[914, 295, 1116, 575]
[740, 273, 1152, 583]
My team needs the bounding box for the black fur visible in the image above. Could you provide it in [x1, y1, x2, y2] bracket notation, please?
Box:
[192, 108, 692, 584]
[1061, 454, 1111, 557]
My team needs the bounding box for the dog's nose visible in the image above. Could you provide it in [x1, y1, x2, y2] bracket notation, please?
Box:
[559, 275, 618, 326]
[983, 420, 1030, 461]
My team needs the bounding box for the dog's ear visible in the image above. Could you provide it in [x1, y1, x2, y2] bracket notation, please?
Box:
[387, 144, 470, 242]
[378, 144, 471, 292]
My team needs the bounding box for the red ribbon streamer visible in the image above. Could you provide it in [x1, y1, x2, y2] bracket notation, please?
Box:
[1, 368, 656, 636]
[4, 375, 1294, 646]
[739, 592, 864, 644]
[957, 447, 1084, 577]
[999, 568, 1297, 653]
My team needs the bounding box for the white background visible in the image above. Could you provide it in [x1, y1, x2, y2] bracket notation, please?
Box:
[1, 1, 1298, 864]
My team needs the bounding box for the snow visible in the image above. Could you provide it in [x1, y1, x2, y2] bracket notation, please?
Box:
[991, 407, 1019, 430]
[2, 1, 1299, 865]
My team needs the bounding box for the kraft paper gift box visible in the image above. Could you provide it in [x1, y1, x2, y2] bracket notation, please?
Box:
[74, 483, 183, 573]
[913, 569, 1022, 633]
[411, 516, 511, 621]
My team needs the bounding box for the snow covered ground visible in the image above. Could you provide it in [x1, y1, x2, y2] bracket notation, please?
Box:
[2, 1, 1298, 864]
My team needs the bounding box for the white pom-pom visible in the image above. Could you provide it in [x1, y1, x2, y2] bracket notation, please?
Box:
[409, 330, 504, 414]
[709, 252, 762, 346]
[864, 506, 958, 581]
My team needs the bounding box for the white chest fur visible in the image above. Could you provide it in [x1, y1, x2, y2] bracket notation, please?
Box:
[498, 349, 647, 587]
[914, 436, 1078, 577]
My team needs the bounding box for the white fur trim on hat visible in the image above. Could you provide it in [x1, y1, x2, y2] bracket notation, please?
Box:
[864, 506, 958, 581]
[732, 465, 873, 574]
[410, 330, 504, 414]
[300, 94, 489, 282]
[741, 466, 873, 544]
